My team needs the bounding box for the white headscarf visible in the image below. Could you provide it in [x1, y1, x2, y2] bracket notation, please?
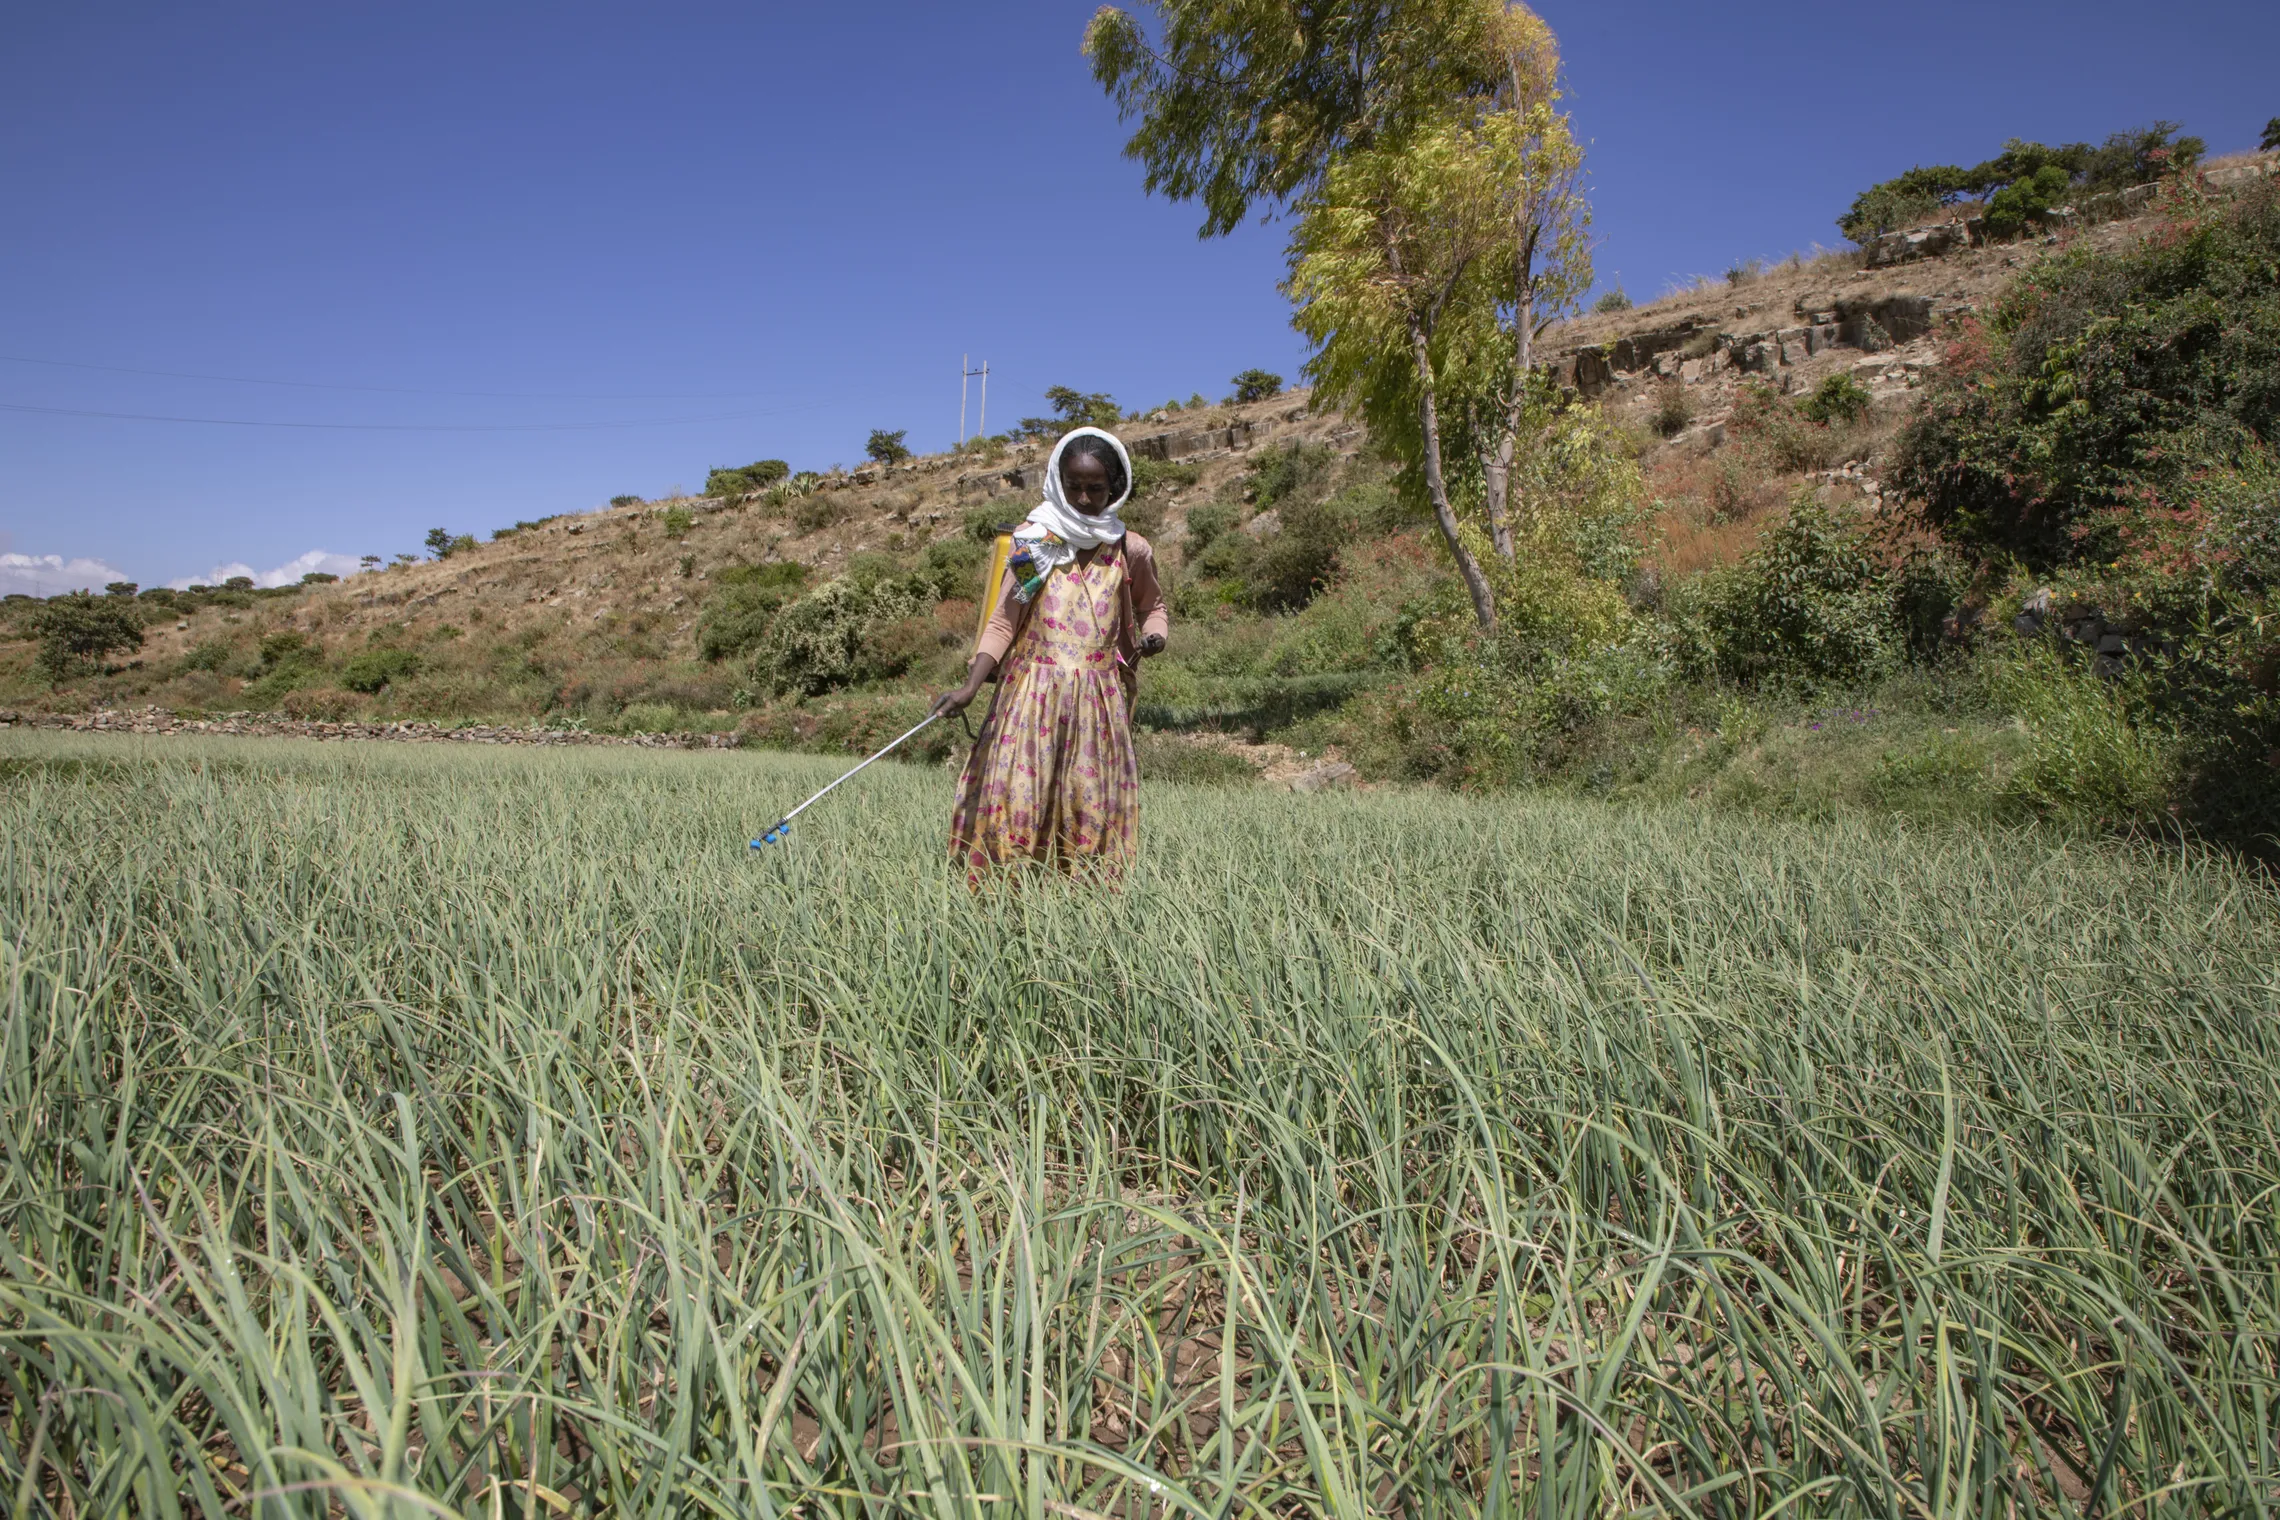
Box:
[1013, 427, 1132, 586]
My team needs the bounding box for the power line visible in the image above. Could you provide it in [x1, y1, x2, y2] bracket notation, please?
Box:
[0, 397, 840, 433]
[0, 351, 791, 401]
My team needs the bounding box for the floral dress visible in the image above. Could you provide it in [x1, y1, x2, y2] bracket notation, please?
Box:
[950, 542, 1140, 881]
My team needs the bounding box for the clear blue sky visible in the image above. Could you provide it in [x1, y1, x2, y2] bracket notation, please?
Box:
[4, 1, 2274, 592]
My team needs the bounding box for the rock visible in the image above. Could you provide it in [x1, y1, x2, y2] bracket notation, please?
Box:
[1864, 222, 1967, 269]
[1287, 760, 1358, 794]
[1780, 337, 1811, 367]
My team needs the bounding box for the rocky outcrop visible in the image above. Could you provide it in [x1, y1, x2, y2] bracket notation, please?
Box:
[1553, 292, 1947, 397]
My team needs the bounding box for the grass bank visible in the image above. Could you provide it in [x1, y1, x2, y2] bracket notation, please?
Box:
[3, 733, 2276, 1515]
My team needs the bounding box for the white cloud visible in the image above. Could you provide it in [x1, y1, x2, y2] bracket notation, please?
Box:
[167, 550, 368, 591]
[0, 552, 132, 598]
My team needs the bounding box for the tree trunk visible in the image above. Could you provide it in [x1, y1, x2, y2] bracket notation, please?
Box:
[1409, 319, 1498, 634]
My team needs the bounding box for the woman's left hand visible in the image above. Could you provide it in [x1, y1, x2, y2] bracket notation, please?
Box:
[1138, 633, 1166, 657]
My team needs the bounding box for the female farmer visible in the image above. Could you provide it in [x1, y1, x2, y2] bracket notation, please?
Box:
[933, 427, 1168, 879]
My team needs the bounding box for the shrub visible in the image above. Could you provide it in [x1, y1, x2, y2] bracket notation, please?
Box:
[1245, 488, 1354, 612]
[793, 494, 844, 533]
[1184, 502, 1244, 562]
[424, 528, 476, 560]
[609, 493, 645, 508]
[1592, 287, 1632, 313]
[1891, 181, 2280, 568]
[31, 593, 144, 680]
[660, 505, 694, 539]
[864, 431, 911, 465]
[1695, 495, 1899, 686]
[1652, 381, 1693, 438]
[1798, 374, 1873, 426]
[105, 581, 137, 598]
[181, 638, 237, 674]
[1019, 386, 1121, 438]
[704, 461, 789, 498]
[2263, 118, 2280, 154]
[1244, 441, 1337, 512]
[1229, 368, 1283, 404]
[339, 647, 424, 693]
[1997, 651, 2174, 828]
[753, 572, 940, 695]
[1981, 163, 2074, 239]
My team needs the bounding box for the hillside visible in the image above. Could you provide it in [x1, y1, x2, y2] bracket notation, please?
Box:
[6, 151, 2275, 839]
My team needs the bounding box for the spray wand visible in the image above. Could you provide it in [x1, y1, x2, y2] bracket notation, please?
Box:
[749, 710, 948, 850]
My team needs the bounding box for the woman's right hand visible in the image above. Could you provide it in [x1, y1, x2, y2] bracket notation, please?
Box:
[931, 685, 979, 718]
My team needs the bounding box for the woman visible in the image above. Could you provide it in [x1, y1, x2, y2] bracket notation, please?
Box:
[934, 427, 1168, 880]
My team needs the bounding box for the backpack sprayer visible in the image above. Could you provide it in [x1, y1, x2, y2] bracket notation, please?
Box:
[749, 531, 1019, 852]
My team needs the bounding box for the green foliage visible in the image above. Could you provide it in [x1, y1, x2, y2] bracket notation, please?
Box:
[609, 493, 645, 508]
[2264, 118, 2280, 154]
[753, 570, 940, 695]
[1837, 124, 2205, 243]
[31, 593, 144, 681]
[1084, 0, 1522, 237]
[104, 581, 137, 598]
[1891, 181, 2280, 568]
[240, 632, 328, 708]
[1184, 502, 1244, 562]
[1837, 163, 1975, 242]
[180, 637, 237, 674]
[697, 563, 811, 663]
[1651, 380, 1693, 437]
[864, 430, 911, 465]
[1228, 367, 1283, 403]
[422, 528, 474, 560]
[1591, 286, 1631, 313]
[1981, 163, 2073, 239]
[338, 647, 423, 694]
[1996, 650, 2175, 828]
[659, 505, 694, 540]
[704, 460, 789, 499]
[1797, 374, 1872, 425]
[1684, 496, 1900, 687]
[1020, 387, 1122, 438]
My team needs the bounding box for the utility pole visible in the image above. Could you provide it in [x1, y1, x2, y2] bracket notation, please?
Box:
[960, 356, 989, 444]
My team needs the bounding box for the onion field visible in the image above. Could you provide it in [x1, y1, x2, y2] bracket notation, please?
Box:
[2, 731, 2276, 1518]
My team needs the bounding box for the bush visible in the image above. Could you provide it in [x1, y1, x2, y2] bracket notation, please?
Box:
[1890, 181, 2280, 569]
[1244, 441, 1337, 512]
[1592, 287, 1632, 313]
[1798, 374, 1872, 426]
[698, 563, 810, 663]
[1245, 489, 1354, 612]
[1229, 368, 1283, 404]
[1981, 164, 2073, 239]
[1836, 124, 2204, 244]
[31, 593, 144, 681]
[660, 506, 694, 539]
[1019, 387, 1121, 438]
[865, 431, 911, 465]
[339, 647, 424, 693]
[424, 528, 476, 560]
[1997, 651, 2174, 828]
[1185, 502, 1244, 562]
[754, 573, 940, 695]
[2263, 118, 2280, 154]
[794, 495, 844, 533]
[1652, 381, 1693, 438]
[610, 493, 644, 508]
[704, 461, 789, 499]
[1690, 495, 1900, 687]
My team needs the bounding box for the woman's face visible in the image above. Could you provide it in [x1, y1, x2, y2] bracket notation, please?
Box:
[1060, 451, 1116, 517]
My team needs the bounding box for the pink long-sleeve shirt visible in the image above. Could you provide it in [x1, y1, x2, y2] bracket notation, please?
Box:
[974, 532, 1170, 668]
